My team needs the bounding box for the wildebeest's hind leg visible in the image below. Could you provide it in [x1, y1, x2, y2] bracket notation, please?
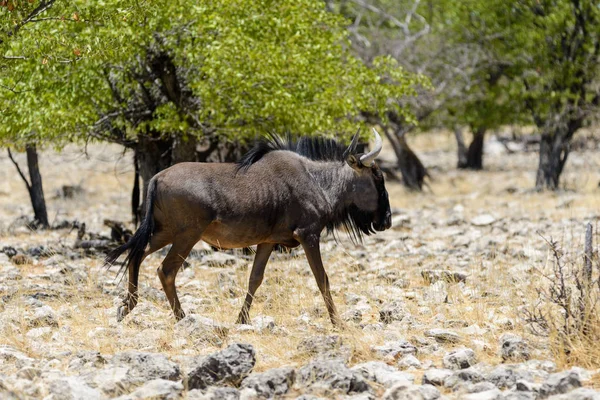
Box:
[300, 236, 342, 326]
[157, 232, 201, 321]
[236, 243, 275, 325]
[118, 231, 173, 322]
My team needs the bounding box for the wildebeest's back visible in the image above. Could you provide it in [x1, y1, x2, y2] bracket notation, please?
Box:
[151, 152, 327, 248]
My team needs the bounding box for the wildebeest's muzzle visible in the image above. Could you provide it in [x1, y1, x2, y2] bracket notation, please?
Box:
[371, 163, 392, 232]
[376, 209, 392, 231]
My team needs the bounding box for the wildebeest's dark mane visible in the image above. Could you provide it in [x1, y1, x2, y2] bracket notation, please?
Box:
[237, 134, 347, 170]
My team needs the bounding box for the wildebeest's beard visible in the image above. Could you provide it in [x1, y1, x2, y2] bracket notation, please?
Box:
[326, 204, 375, 244]
[344, 204, 377, 240]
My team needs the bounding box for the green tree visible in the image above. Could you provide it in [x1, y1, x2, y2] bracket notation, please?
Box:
[1, 0, 66, 228]
[1, 0, 419, 223]
[335, 0, 600, 184]
[2, 0, 419, 219]
[2, 0, 155, 226]
[452, 0, 600, 189]
[329, 0, 497, 187]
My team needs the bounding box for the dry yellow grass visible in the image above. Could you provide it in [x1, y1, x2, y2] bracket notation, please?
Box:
[0, 131, 599, 390]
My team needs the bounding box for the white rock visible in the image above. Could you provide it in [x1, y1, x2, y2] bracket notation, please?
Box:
[459, 388, 502, 400]
[397, 355, 422, 370]
[471, 214, 497, 227]
[0, 345, 35, 368]
[352, 361, 414, 388]
[251, 315, 275, 333]
[29, 305, 58, 327]
[121, 379, 183, 399]
[442, 348, 477, 370]
[26, 326, 52, 339]
[424, 329, 461, 343]
[46, 376, 103, 400]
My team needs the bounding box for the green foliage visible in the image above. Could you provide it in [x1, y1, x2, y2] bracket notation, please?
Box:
[449, 0, 600, 131]
[1, 0, 420, 148]
[332, 0, 599, 136]
[328, 0, 480, 130]
[1, 0, 152, 146]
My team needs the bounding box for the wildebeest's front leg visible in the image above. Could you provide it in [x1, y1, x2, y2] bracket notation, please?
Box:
[237, 243, 274, 325]
[300, 235, 342, 326]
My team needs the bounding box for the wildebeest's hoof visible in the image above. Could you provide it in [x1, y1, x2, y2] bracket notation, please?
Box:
[331, 317, 346, 330]
[175, 310, 186, 321]
[116, 305, 128, 322]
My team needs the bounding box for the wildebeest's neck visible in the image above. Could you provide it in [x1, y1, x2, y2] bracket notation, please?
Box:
[305, 161, 356, 212]
[304, 160, 378, 242]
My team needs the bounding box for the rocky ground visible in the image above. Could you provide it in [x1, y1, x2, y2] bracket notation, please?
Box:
[0, 132, 599, 399]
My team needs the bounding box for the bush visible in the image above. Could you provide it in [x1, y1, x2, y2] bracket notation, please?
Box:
[524, 224, 600, 367]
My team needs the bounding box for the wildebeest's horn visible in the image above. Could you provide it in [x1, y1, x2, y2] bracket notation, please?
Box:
[360, 128, 382, 166]
[343, 128, 361, 158]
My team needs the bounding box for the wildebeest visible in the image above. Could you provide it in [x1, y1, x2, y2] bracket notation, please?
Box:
[106, 128, 392, 325]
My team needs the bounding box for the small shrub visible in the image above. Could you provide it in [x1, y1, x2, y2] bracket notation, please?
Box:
[524, 223, 600, 367]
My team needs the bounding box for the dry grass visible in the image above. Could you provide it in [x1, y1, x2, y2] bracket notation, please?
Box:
[1, 132, 599, 383]
[524, 225, 600, 370]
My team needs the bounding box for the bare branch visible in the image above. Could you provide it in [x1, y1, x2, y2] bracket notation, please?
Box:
[7, 148, 31, 191]
[0, 0, 57, 44]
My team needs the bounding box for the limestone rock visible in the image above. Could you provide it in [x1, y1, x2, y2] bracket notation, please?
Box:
[442, 348, 476, 370]
[352, 361, 414, 388]
[110, 351, 181, 381]
[372, 340, 417, 359]
[471, 214, 497, 227]
[380, 300, 409, 323]
[117, 379, 183, 400]
[421, 369, 453, 387]
[296, 359, 371, 394]
[187, 343, 255, 390]
[187, 387, 240, 400]
[424, 329, 461, 344]
[45, 376, 103, 400]
[175, 314, 229, 345]
[397, 355, 422, 370]
[539, 370, 582, 398]
[500, 334, 530, 362]
[241, 367, 295, 398]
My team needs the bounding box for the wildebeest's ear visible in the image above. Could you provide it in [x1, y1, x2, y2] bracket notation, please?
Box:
[345, 154, 361, 170]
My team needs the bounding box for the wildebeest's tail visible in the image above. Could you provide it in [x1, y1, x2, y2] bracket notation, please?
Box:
[105, 178, 157, 281]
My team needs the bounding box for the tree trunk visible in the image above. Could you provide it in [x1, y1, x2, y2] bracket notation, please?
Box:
[197, 135, 249, 163]
[383, 129, 428, 191]
[26, 145, 49, 228]
[8, 145, 50, 229]
[136, 136, 175, 212]
[172, 135, 198, 164]
[132, 149, 141, 226]
[466, 127, 485, 170]
[535, 131, 570, 190]
[456, 127, 486, 170]
[135, 134, 200, 212]
[454, 127, 468, 168]
[132, 132, 252, 222]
